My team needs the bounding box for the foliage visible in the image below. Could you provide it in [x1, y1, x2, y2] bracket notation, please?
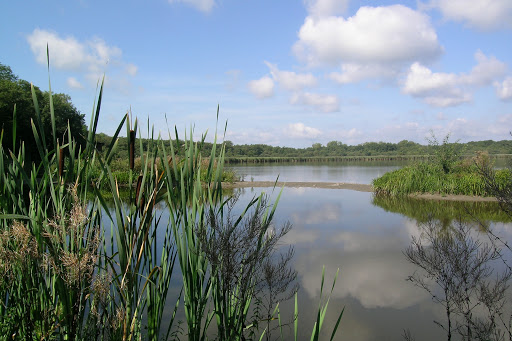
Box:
[91, 130, 512, 164]
[0, 62, 86, 162]
[0, 58, 344, 340]
[426, 132, 464, 174]
[197, 193, 298, 340]
[372, 154, 512, 197]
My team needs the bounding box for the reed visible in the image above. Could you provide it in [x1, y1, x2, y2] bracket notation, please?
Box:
[0, 56, 345, 340]
[372, 158, 512, 197]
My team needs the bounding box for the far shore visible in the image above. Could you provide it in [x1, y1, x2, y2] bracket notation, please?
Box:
[223, 181, 498, 202]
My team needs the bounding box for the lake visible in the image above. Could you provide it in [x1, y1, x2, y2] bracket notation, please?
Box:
[228, 161, 409, 184]
[100, 161, 511, 340]
[222, 162, 512, 341]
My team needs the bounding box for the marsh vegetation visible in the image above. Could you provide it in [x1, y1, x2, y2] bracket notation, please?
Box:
[0, 64, 343, 340]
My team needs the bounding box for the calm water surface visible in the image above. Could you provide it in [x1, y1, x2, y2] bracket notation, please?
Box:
[110, 162, 512, 340]
[227, 161, 410, 184]
[222, 163, 511, 340]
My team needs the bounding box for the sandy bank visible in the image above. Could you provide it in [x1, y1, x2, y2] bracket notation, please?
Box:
[223, 181, 498, 202]
[222, 181, 372, 191]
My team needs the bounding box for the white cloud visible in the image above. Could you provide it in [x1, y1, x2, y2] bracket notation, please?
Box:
[125, 63, 138, 76]
[168, 0, 215, 12]
[27, 29, 86, 70]
[247, 76, 274, 99]
[403, 51, 507, 107]
[429, 0, 512, 30]
[290, 92, 340, 112]
[67, 77, 83, 89]
[403, 62, 469, 106]
[461, 50, 507, 86]
[329, 63, 397, 84]
[304, 0, 349, 17]
[293, 5, 442, 67]
[26, 29, 136, 90]
[284, 122, 322, 139]
[494, 77, 512, 101]
[264, 62, 317, 91]
[225, 129, 281, 146]
[88, 37, 122, 65]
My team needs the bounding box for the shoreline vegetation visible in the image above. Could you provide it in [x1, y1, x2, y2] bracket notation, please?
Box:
[372, 143, 512, 198]
[0, 61, 345, 340]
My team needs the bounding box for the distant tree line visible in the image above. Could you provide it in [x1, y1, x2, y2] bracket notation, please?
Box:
[220, 139, 512, 159]
[3, 60, 511, 163]
[93, 134, 512, 162]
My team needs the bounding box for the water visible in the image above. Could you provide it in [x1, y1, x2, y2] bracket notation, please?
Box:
[106, 162, 512, 340]
[224, 162, 512, 340]
[227, 161, 409, 184]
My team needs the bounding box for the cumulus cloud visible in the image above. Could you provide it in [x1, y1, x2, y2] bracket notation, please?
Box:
[329, 63, 398, 84]
[461, 51, 508, 86]
[284, 122, 322, 139]
[403, 51, 507, 107]
[304, 0, 349, 17]
[66, 77, 83, 89]
[264, 62, 317, 91]
[26, 29, 136, 90]
[293, 5, 442, 69]
[290, 92, 340, 112]
[168, 0, 215, 12]
[247, 76, 274, 99]
[27, 29, 87, 70]
[495, 76, 512, 101]
[428, 0, 512, 30]
[403, 62, 470, 107]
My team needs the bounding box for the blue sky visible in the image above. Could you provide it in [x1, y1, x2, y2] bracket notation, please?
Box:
[1, 0, 511, 147]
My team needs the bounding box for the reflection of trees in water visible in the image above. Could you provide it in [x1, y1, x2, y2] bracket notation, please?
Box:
[372, 195, 511, 231]
[404, 219, 512, 341]
[400, 161, 512, 340]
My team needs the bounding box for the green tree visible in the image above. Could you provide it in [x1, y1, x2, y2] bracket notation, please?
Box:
[0, 63, 86, 161]
[427, 131, 463, 174]
[41, 93, 86, 148]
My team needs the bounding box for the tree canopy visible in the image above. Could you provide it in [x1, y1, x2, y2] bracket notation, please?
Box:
[0, 62, 86, 161]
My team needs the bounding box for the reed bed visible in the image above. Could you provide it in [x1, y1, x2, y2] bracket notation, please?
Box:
[0, 58, 343, 340]
[372, 159, 512, 197]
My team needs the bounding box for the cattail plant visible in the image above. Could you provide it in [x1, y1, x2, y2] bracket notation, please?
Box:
[0, 52, 345, 341]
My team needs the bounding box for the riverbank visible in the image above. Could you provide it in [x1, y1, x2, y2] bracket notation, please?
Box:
[223, 181, 498, 202]
[223, 181, 373, 191]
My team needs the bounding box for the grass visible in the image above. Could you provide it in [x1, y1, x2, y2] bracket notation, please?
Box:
[88, 155, 239, 187]
[372, 154, 512, 197]
[0, 54, 344, 340]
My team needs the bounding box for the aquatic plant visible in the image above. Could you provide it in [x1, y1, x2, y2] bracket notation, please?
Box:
[0, 53, 344, 340]
[372, 158, 512, 197]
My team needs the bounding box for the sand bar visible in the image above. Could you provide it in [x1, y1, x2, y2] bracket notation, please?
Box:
[223, 181, 498, 202]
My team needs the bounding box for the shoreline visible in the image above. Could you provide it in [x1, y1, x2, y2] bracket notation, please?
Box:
[223, 181, 498, 202]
